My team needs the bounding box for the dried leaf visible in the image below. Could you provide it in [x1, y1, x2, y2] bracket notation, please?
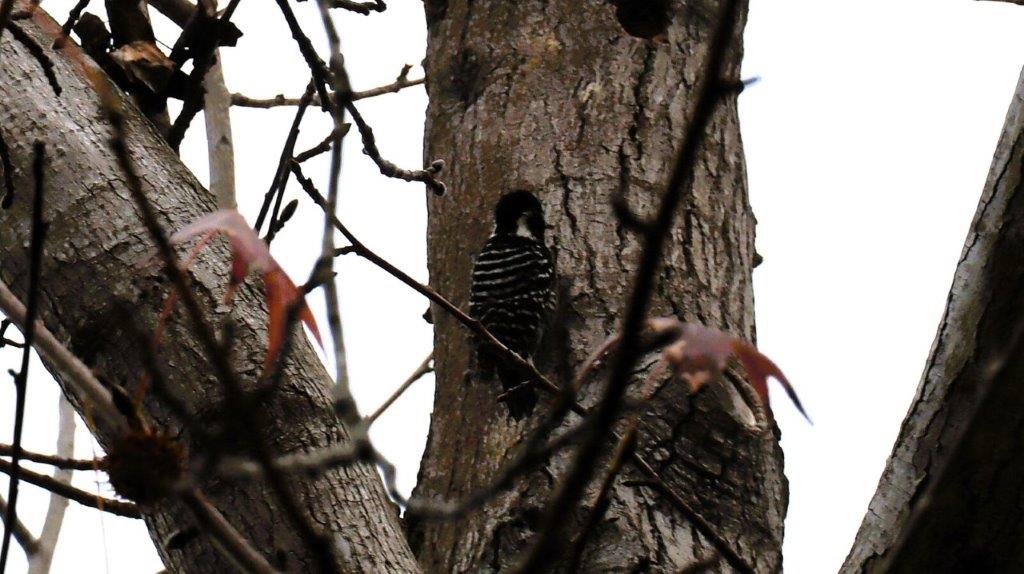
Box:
[170, 209, 323, 369]
[109, 40, 175, 93]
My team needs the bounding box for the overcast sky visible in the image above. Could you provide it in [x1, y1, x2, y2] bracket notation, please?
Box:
[2, 1, 1023, 572]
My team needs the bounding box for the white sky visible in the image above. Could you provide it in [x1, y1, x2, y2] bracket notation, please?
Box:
[2, 1, 1023, 572]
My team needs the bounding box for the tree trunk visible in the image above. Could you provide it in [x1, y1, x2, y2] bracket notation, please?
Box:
[412, 1, 786, 572]
[842, 65, 1024, 574]
[0, 8, 418, 573]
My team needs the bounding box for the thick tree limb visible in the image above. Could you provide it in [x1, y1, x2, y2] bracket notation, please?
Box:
[842, 65, 1024, 573]
[0, 6, 418, 572]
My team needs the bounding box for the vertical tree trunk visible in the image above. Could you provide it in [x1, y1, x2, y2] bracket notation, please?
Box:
[412, 1, 786, 571]
[0, 8, 418, 573]
[842, 66, 1024, 574]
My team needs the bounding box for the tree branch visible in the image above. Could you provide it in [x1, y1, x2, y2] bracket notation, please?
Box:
[0, 458, 139, 518]
[203, 49, 235, 209]
[367, 352, 433, 424]
[230, 74, 424, 108]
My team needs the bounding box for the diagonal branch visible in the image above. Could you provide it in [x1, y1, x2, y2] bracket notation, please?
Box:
[0, 458, 139, 518]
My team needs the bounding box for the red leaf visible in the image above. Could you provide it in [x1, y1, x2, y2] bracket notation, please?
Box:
[170, 209, 323, 370]
[652, 320, 809, 422]
[731, 339, 810, 423]
[262, 269, 322, 371]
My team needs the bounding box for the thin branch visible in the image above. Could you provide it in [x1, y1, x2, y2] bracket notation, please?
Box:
[179, 488, 278, 574]
[348, 65, 418, 100]
[566, 420, 636, 571]
[311, 0, 357, 425]
[0, 458, 140, 519]
[54, 0, 91, 48]
[230, 74, 424, 108]
[0, 445, 98, 471]
[511, 0, 749, 571]
[345, 101, 445, 195]
[623, 459, 750, 574]
[367, 352, 433, 424]
[27, 396, 76, 574]
[328, 0, 384, 15]
[253, 81, 314, 236]
[0, 280, 125, 433]
[2, 142, 47, 572]
[294, 124, 350, 164]
[0, 495, 36, 557]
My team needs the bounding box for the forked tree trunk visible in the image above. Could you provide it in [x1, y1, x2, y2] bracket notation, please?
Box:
[412, 1, 787, 571]
[843, 65, 1024, 574]
[0, 8, 418, 573]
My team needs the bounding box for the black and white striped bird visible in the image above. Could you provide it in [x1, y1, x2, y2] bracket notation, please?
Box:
[469, 191, 555, 419]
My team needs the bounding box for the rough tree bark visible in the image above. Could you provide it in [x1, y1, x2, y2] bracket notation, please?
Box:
[843, 65, 1024, 573]
[411, 1, 787, 572]
[0, 8, 418, 573]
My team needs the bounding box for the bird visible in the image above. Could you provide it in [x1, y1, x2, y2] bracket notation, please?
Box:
[469, 190, 555, 419]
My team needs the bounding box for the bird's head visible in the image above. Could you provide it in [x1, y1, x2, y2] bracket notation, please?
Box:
[493, 190, 546, 240]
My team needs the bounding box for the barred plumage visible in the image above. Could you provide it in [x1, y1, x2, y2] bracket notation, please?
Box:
[469, 191, 554, 419]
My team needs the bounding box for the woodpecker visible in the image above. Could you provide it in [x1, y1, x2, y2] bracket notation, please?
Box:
[469, 190, 555, 419]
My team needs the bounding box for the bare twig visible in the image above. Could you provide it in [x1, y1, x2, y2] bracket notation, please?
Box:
[367, 352, 433, 424]
[254, 82, 314, 236]
[345, 101, 445, 195]
[294, 124, 350, 164]
[27, 396, 76, 574]
[311, 0, 357, 425]
[0, 458, 139, 518]
[348, 65, 419, 100]
[230, 74, 424, 108]
[54, 0, 91, 48]
[2, 142, 47, 572]
[0, 280, 125, 432]
[566, 420, 636, 571]
[329, 0, 384, 15]
[179, 488, 278, 574]
[0, 445, 98, 471]
[0, 495, 36, 557]
[511, 0, 751, 571]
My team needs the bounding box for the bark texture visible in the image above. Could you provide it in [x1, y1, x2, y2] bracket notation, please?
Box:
[0, 9, 418, 573]
[843, 66, 1024, 573]
[412, 1, 786, 572]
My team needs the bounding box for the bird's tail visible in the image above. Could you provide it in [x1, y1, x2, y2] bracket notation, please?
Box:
[477, 349, 537, 420]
